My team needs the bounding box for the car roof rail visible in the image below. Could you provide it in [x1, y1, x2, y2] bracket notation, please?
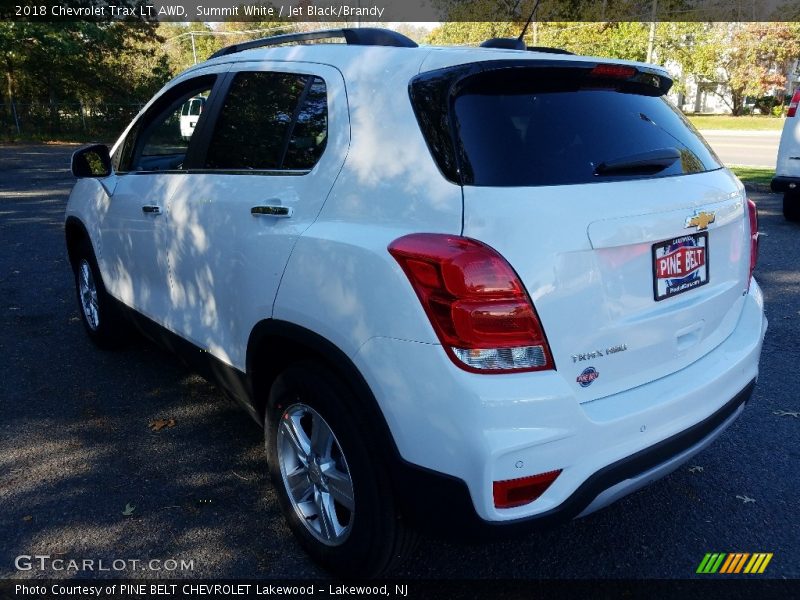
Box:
[210, 27, 418, 59]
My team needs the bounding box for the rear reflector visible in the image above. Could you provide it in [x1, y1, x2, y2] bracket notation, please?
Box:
[747, 198, 759, 290]
[388, 234, 554, 373]
[493, 470, 562, 509]
[788, 90, 800, 117]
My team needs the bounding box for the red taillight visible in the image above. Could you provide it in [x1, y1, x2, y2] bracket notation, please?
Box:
[493, 470, 562, 509]
[590, 64, 637, 79]
[747, 199, 759, 289]
[388, 233, 554, 373]
[787, 90, 800, 117]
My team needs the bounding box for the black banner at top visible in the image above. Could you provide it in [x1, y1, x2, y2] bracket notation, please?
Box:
[2, 0, 800, 22]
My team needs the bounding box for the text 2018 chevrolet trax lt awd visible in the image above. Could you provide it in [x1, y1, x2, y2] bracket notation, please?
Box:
[66, 28, 767, 576]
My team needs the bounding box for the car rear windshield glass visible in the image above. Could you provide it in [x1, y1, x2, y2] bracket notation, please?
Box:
[451, 69, 722, 187]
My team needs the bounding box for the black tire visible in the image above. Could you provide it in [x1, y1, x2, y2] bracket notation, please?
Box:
[72, 239, 130, 349]
[265, 360, 417, 578]
[784, 192, 800, 221]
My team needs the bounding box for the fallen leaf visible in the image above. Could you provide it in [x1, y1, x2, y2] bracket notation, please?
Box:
[736, 495, 756, 504]
[22, 515, 32, 522]
[773, 410, 800, 418]
[148, 418, 176, 432]
[122, 503, 136, 516]
[688, 465, 704, 473]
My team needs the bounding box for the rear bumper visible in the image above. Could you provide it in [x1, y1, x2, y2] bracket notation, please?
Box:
[357, 280, 767, 535]
[770, 176, 800, 193]
[390, 379, 754, 537]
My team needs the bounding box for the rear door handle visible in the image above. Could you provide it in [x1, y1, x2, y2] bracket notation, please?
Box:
[251, 205, 293, 218]
[142, 205, 162, 215]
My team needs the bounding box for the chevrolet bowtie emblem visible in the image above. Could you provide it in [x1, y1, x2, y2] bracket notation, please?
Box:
[685, 211, 716, 231]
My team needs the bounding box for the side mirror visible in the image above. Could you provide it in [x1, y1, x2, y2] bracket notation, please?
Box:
[72, 144, 112, 178]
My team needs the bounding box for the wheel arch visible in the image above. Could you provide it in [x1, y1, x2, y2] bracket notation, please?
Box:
[246, 320, 395, 452]
[65, 216, 92, 270]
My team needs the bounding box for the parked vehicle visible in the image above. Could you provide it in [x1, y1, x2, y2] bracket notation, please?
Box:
[66, 28, 767, 577]
[179, 95, 205, 139]
[771, 89, 800, 220]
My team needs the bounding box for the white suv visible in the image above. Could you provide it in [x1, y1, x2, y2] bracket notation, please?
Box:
[66, 28, 767, 576]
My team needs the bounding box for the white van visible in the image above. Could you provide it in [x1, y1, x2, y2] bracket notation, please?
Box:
[771, 89, 800, 220]
[179, 95, 205, 139]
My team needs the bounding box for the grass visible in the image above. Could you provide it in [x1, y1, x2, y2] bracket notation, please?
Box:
[730, 166, 775, 186]
[687, 115, 784, 131]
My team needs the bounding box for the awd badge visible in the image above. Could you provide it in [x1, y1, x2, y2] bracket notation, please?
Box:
[576, 367, 599, 388]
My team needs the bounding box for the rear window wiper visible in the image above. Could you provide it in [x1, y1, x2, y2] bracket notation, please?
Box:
[594, 147, 681, 176]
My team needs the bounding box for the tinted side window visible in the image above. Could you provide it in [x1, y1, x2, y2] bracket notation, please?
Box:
[284, 77, 328, 169]
[140, 91, 211, 162]
[204, 72, 327, 170]
[115, 76, 215, 173]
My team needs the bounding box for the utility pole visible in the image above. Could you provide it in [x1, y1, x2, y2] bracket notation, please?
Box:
[646, 0, 657, 63]
[191, 31, 198, 64]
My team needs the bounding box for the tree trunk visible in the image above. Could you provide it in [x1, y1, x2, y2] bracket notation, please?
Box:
[3, 55, 15, 128]
[47, 73, 59, 134]
[731, 90, 744, 116]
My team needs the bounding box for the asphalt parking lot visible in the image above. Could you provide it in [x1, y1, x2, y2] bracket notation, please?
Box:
[1, 144, 798, 581]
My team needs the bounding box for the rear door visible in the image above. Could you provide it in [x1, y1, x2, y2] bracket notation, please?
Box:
[437, 63, 751, 401]
[164, 63, 347, 370]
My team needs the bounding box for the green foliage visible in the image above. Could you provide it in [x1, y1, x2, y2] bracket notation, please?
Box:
[159, 22, 223, 74]
[425, 17, 800, 119]
[0, 2, 168, 136]
[723, 23, 800, 114]
[537, 22, 649, 60]
[3, 0, 800, 139]
[426, 22, 518, 45]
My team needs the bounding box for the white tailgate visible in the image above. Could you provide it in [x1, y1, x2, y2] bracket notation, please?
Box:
[462, 168, 749, 402]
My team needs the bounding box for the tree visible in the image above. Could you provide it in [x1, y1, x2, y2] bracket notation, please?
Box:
[426, 21, 518, 45]
[159, 23, 223, 74]
[537, 22, 649, 60]
[720, 23, 800, 115]
[0, 2, 166, 135]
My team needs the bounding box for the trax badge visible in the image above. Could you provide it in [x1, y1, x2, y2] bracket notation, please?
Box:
[685, 210, 716, 231]
[576, 367, 599, 388]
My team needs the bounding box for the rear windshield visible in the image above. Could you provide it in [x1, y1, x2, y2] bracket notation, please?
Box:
[420, 67, 722, 187]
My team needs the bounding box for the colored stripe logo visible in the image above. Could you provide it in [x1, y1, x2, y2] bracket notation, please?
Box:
[696, 553, 773, 574]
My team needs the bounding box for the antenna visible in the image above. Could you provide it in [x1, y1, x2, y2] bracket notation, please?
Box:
[517, 0, 542, 42]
